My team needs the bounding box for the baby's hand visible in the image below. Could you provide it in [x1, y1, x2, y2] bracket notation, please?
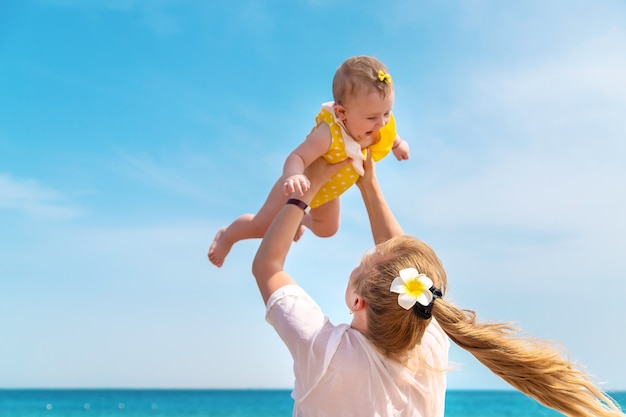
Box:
[392, 138, 410, 161]
[283, 174, 311, 196]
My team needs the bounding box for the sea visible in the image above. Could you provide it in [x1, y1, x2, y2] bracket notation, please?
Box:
[0, 389, 624, 417]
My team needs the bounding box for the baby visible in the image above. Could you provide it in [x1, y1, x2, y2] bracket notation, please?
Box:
[209, 56, 410, 267]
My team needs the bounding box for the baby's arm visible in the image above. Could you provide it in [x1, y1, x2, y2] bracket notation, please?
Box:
[391, 135, 410, 161]
[282, 123, 332, 196]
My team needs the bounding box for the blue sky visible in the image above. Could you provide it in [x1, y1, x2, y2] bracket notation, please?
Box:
[1, 0, 625, 390]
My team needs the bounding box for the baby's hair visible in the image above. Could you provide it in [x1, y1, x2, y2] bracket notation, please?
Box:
[332, 56, 394, 105]
[357, 235, 625, 417]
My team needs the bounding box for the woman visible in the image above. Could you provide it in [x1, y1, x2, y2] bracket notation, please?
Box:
[252, 152, 624, 417]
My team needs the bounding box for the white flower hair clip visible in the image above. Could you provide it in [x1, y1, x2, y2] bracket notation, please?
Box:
[390, 267, 442, 319]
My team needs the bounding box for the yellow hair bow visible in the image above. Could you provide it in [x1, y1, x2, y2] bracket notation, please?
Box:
[377, 70, 392, 84]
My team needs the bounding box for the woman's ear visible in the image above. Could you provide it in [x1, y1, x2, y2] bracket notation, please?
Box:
[351, 295, 366, 312]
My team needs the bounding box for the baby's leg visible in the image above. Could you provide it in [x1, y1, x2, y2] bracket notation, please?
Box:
[208, 179, 288, 267]
[303, 198, 340, 238]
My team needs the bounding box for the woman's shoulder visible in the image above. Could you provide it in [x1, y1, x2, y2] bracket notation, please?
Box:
[265, 284, 319, 316]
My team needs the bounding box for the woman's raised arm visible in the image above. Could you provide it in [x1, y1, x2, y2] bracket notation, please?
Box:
[356, 150, 404, 244]
[252, 158, 350, 304]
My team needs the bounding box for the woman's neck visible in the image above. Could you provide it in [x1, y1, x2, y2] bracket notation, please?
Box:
[350, 309, 368, 334]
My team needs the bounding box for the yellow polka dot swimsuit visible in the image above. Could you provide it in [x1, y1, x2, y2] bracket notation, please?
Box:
[310, 102, 398, 209]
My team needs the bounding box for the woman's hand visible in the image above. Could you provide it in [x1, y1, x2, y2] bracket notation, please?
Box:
[356, 149, 377, 192]
[301, 157, 351, 198]
[356, 149, 403, 244]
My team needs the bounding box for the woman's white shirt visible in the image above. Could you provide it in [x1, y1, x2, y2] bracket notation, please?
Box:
[266, 284, 449, 417]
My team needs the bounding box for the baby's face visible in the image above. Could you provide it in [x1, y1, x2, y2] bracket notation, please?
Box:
[338, 89, 394, 143]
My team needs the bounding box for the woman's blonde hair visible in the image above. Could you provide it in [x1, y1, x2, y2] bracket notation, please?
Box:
[355, 235, 624, 417]
[332, 56, 394, 105]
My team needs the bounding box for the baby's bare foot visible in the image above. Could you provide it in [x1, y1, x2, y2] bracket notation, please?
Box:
[208, 227, 232, 268]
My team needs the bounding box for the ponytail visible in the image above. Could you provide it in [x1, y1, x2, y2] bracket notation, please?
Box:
[433, 300, 624, 417]
[359, 235, 623, 416]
